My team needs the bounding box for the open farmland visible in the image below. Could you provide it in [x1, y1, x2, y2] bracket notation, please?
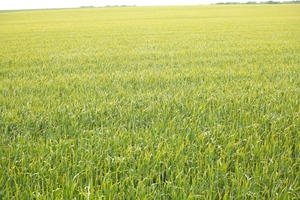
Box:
[0, 4, 300, 199]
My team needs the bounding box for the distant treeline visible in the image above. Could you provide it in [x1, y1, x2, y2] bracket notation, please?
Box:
[80, 5, 137, 8]
[105, 5, 137, 7]
[216, 1, 300, 4]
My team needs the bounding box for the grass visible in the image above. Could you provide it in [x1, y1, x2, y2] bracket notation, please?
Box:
[0, 4, 300, 199]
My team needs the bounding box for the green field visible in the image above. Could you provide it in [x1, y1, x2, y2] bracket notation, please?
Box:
[1, 4, 300, 199]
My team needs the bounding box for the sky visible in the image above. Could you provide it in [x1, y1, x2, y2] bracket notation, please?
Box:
[0, 0, 291, 10]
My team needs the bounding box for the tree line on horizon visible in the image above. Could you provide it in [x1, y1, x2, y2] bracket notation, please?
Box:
[80, 1, 300, 8]
[216, 0, 300, 4]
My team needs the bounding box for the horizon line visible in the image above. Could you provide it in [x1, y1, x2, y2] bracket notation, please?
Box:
[1, 1, 299, 12]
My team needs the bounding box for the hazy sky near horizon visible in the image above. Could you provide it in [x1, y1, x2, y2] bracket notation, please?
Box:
[0, 0, 291, 10]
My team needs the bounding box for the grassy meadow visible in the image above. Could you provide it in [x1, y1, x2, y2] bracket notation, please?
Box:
[0, 4, 300, 199]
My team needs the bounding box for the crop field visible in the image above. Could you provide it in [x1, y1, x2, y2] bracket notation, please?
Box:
[0, 4, 300, 199]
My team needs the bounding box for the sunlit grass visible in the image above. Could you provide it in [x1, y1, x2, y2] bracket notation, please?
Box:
[0, 4, 300, 199]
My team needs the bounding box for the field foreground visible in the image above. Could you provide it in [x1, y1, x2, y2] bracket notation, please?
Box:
[0, 5, 300, 199]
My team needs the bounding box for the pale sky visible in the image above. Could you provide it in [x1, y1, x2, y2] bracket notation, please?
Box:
[0, 0, 290, 10]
